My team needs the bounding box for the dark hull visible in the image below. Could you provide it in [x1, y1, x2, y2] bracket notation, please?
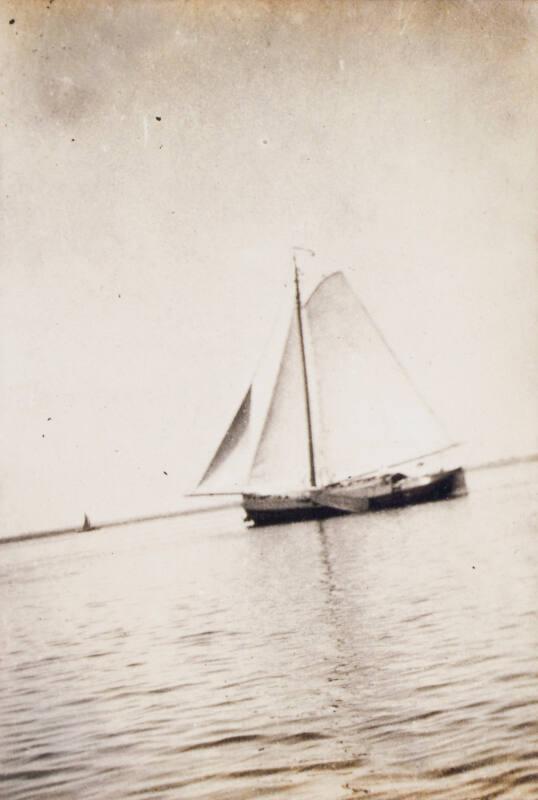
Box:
[369, 469, 465, 511]
[244, 504, 345, 528]
[244, 468, 466, 527]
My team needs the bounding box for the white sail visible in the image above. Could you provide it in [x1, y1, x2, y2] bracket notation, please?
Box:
[247, 311, 312, 492]
[195, 387, 253, 494]
[193, 295, 296, 495]
[304, 272, 450, 482]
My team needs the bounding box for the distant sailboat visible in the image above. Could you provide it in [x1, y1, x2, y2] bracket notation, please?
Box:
[191, 260, 467, 526]
[81, 514, 93, 532]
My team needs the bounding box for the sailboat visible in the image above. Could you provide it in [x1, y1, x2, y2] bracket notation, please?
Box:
[81, 513, 93, 532]
[191, 261, 467, 526]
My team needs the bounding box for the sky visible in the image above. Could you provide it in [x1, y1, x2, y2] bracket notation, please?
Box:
[1, 0, 537, 535]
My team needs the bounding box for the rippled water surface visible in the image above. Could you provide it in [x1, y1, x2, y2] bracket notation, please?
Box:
[1, 463, 537, 799]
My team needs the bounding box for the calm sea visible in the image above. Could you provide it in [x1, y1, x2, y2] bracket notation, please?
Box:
[1, 463, 537, 799]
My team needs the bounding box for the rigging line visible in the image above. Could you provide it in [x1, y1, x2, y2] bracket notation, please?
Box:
[246, 249, 314, 390]
[248, 282, 293, 387]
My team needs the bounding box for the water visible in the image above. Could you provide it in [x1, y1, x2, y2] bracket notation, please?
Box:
[1, 463, 537, 799]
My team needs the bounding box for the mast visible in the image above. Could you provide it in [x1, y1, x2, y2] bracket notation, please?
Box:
[293, 254, 317, 487]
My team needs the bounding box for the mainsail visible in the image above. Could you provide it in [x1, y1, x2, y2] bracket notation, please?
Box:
[304, 272, 450, 482]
